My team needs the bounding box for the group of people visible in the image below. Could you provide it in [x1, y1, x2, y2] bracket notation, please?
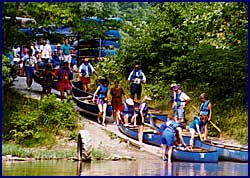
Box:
[160, 85, 213, 162]
[13, 39, 214, 162]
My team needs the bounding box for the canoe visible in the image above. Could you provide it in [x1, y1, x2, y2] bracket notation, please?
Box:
[150, 116, 248, 162]
[191, 138, 248, 162]
[71, 82, 114, 123]
[118, 121, 218, 163]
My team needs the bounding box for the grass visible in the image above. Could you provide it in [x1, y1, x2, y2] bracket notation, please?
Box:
[2, 143, 76, 159]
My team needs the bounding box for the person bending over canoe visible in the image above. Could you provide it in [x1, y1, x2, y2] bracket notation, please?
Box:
[93, 79, 109, 126]
[118, 98, 136, 126]
[199, 93, 213, 141]
[159, 115, 187, 162]
[136, 96, 151, 150]
[189, 111, 208, 149]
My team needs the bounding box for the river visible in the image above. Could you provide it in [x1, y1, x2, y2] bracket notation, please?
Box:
[2, 158, 248, 176]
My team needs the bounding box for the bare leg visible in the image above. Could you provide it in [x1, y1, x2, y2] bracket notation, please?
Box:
[86, 83, 91, 92]
[167, 146, 173, 163]
[204, 124, 208, 140]
[97, 104, 103, 123]
[161, 144, 167, 160]
[138, 125, 144, 145]
[102, 103, 107, 126]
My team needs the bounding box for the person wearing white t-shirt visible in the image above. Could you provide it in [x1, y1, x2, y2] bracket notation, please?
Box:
[173, 85, 191, 122]
[40, 39, 52, 62]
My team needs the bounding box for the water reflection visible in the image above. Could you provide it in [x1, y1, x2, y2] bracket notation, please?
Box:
[3, 159, 248, 176]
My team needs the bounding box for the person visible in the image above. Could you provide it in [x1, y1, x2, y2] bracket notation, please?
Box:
[170, 83, 177, 112]
[35, 63, 56, 95]
[136, 96, 151, 149]
[30, 42, 39, 57]
[22, 48, 37, 90]
[110, 80, 126, 125]
[127, 63, 146, 102]
[13, 44, 22, 75]
[159, 114, 187, 162]
[62, 38, 71, 64]
[173, 85, 191, 122]
[40, 39, 52, 63]
[199, 93, 213, 140]
[92, 79, 109, 126]
[78, 58, 97, 92]
[189, 111, 208, 149]
[54, 61, 73, 100]
[118, 98, 136, 126]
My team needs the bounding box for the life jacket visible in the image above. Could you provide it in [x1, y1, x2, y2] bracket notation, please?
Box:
[24, 56, 35, 67]
[165, 120, 181, 133]
[123, 102, 134, 116]
[175, 91, 186, 106]
[58, 67, 73, 81]
[98, 84, 108, 99]
[200, 100, 210, 116]
[138, 101, 149, 117]
[81, 63, 93, 77]
[131, 69, 143, 83]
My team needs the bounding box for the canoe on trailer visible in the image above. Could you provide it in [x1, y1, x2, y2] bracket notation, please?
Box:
[150, 115, 248, 162]
[118, 122, 218, 163]
[71, 83, 113, 123]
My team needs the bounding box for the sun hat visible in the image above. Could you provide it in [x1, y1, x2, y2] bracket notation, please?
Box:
[57, 43, 61, 47]
[144, 96, 152, 101]
[170, 83, 177, 88]
[173, 85, 180, 91]
[126, 98, 134, 105]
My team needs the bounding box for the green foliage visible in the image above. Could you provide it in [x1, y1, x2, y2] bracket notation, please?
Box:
[91, 148, 110, 160]
[2, 144, 76, 159]
[2, 55, 16, 86]
[2, 92, 81, 147]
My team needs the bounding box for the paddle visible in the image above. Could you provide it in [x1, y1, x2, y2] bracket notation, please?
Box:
[192, 105, 221, 133]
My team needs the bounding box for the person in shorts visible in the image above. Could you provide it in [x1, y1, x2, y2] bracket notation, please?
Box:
[93, 79, 109, 126]
[78, 58, 97, 92]
[110, 80, 126, 125]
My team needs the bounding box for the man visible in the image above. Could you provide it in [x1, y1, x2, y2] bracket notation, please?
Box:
[173, 85, 190, 122]
[40, 39, 52, 63]
[170, 83, 177, 112]
[160, 115, 187, 162]
[62, 38, 71, 65]
[199, 93, 213, 140]
[127, 63, 146, 102]
[78, 58, 97, 92]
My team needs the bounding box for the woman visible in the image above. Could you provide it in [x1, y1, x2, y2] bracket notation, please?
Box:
[118, 98, 136, 126]
[110, 80, 126, 125]
[189, 111, 208, 149]
[93, 79, 109, 126]
[159, 115, 187, 162]
[136, 96, 151, 149]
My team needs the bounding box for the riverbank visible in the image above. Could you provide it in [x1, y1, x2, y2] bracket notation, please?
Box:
[2, 76, 247, 162]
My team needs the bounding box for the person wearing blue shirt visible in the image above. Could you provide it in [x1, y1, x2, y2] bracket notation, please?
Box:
[160, 115, 187, 162]
[189, 111, 208, 149]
